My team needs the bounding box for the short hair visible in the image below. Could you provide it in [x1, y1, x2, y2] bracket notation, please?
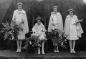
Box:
[53, 5, 58, 8]
[35, 16, 42, 21]
[17, 2, 23, 6]
[68, 9, 74, 12]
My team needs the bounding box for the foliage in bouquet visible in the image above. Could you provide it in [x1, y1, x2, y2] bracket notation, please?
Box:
[47, 29, 67, 49]
[1, 22, 13, 40]
[29, 35, 42, 47]
[1, 21, 20, 40]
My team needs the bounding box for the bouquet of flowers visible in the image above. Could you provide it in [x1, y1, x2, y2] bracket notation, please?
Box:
[30, 35, 42, 47]
[1, 22, 13, 40]
[1, 21, 21, 40]
[47, 29, 67, 48]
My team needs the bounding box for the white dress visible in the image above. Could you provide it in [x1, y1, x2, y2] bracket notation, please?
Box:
[32, 23, 46, 40]
[12, 9, 29, 40]
[48, 12, 63, 33]
[64, 15, 83, 40]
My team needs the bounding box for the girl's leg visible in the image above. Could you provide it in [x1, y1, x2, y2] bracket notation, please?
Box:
[69, 40, 73, 53]
[38, 47, 40, 54]
[42, 41, 45, 54]
[16, 40, 20, 52]
[56, 45, 59, 52]
[19, 40, 22, 52]
[54, 45, 59, 52]
[72, 40, 76, 53]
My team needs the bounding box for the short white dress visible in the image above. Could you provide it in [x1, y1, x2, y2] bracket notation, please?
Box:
[64, 15, 83, 40]
[32, 23, 46, 40]
[12, 9, 29, 40]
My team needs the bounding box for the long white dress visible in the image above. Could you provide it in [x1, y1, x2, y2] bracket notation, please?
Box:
[48, 12, 63, 33]
[64, 15, 83, 40]
[12, 9, 29, 40]
[32, 23, 46, 40]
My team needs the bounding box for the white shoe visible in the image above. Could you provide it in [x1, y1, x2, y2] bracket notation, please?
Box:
[42, 52, 45, 54]
[54, 50, 59, 53]
[72, 50, 76, 53]
[70, 50, 73, 53]
[16, 49, 19, 52]
[38, 51, 40, 54]
[70, 49, 76, 53]
[38, 49, 40, 54]
[16, 49, 21, 53]
[19, 49, 21, 52]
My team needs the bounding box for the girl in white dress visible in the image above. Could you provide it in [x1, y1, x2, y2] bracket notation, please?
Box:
[64, 9, 83, 53]
[11, 2, 29, 52]
[48, 6, 63, 52]
[32, 16, 46, 54]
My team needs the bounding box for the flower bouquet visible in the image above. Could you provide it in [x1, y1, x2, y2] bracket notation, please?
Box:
[1, 21, 21, 40]
[47, 29, 67, 48]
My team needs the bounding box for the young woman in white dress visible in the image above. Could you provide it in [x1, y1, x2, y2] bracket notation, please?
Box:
[48, 6, 63, 52]
[11, 2, 29, 52]
[64, 9, 83, 53]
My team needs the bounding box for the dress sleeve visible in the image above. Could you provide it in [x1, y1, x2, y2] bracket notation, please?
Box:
[32, 24, 37, 33]
[48, 14, 53, 32]
[64, 15, 70, 35]
[75, 15, 84, 37]
[23, 11, 29, 33]
[41, 23, 46, 32]
[74, 15, 78, 23]
[11, 10, 16, 27]
[12, 10, 16, 21]
[58, 13, 63, 32]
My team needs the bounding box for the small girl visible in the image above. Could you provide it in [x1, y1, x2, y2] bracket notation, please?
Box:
[64, 9, 83, 53]
[11, 2, 29, 52]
